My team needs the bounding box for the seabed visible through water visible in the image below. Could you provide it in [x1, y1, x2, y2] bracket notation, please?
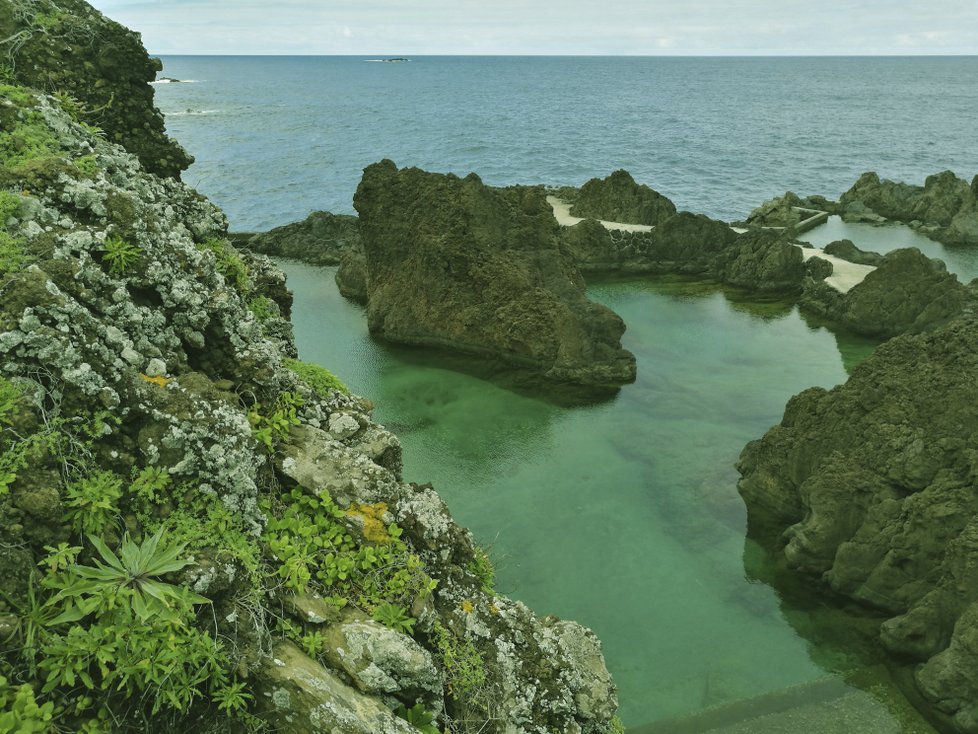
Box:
[279, 217, 976, 731]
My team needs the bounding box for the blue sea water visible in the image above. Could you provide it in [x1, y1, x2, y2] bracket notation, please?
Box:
[150, 56, 975, 730]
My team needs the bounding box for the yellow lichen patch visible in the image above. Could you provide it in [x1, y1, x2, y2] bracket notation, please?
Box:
[347, 502, 389, 543]
[461, 599, 474, 614]
[138, 373, 170, 387]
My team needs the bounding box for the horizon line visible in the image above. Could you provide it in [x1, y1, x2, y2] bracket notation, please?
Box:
[152, 52, 978, 58]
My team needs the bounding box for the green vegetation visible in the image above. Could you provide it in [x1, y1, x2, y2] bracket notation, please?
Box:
[372, 602, 416, 635]
[0, 87, 64, 179]
[100, 236, 141, 274]
[0, 232, 27, 277]
[247, 391, 302, 451]
[468, 546, 495, 594]
[284, 357, 350, 397]
[73, 154, 98, 178]
[197, 238, 250, 291]
[396, 703, 440, 734]
[0, 675, 54, 732]
[431, 620, 487, 701]
[64, 470, 123, 535]
[246, 295, 273, 321]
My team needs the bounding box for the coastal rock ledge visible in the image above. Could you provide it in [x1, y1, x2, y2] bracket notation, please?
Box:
[737, 314, 978, 733]
[352, 159, 637, 389]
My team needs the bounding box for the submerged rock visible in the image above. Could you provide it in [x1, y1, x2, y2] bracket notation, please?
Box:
[569, 169, 677, 225]
[737, 315, 978, 733]
[353, 160, 636, 389]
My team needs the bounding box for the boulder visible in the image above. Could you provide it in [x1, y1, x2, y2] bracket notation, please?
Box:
[569, 169, 677, 225]
[322, 619, 442, 702]
[255, 641, 416, 734]
[0, 0, 192, 177]
[645, 211, 739, 273]
[233, 211, 361, 265]
[353, 160, 636, 389]
[737, 315, 978, 732]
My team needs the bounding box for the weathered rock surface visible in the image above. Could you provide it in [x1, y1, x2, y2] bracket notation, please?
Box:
[840, 171, 978, 246]
[569, 169, 677, 225]
[256, 641, 417, 734]
[232, 210, 361, 265]
[0, 0, 192, 177]
[737, 315, 978, 733]
[800, 247, 972, 338]
[353, 160, 636, 388]
[744, 192, 807, 227]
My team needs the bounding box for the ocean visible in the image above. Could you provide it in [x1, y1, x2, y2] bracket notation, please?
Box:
[152, 56, 975, 729]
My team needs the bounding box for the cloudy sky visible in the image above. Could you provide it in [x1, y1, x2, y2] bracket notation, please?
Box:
[87, 0, 978, 55]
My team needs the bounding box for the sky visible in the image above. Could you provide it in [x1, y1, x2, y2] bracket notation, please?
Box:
[87, 0, 978, 56]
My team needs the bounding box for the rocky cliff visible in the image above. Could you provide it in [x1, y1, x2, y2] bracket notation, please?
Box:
[0, 10, 620, 734]
[0, 0, 192, 178]
[839, 171, 978, 246]
[737, 314, 978, 733]
[352, 160, 637, 389]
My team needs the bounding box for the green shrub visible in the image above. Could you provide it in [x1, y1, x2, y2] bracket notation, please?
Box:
[468, 546, 495, 594]
[63, 470, 123, 535]
[0, 232, 27, 276]
[247, 295, 274, 321]
[284, 358, 350, 397]
[0, 675, 54, 733]
[248, 391, 302, 451]
[0, 190, 22, 223]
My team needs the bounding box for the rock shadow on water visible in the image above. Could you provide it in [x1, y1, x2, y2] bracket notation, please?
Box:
[371, 336, 626, 408]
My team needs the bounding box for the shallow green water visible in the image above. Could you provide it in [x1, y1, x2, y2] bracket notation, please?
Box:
[283, 264, 902, 726]
[800, 216, 978, 283]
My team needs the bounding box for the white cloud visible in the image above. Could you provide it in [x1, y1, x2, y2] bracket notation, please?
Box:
[86, 0, 978, 55]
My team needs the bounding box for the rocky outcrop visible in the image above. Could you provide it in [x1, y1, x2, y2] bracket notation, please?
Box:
[0, 58, 619, 734]
[559, 213, 812, 293]
[0, 0, 192, 177]
[839, 171, 978, 246]
[232, 210, 361, 265]
[743, 192, 807, 227]
[737, 315, 978, 733]
[352, 160, 636, 389]
[569, 169, 677, 225]
[335, 247, 369, 303]
[800, 247, 973, 338]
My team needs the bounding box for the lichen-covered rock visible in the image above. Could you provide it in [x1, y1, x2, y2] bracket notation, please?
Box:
[232, 210, 361, 265]
[322, 618, 442, 701]
[353, 160, 636, 389]
[839, 170, 978, 245]
[256, 640, 417, 734]
[569, 169, 677, 225]
[799, 247, 972, 338]
[744, 191, 807, 227]
[0, 0, 192, 177]
[737, 315, 978, 732]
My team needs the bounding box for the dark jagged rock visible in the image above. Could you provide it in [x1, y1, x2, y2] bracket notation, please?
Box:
[569, 169, 677, 225]
[711, 228, 808, 293]
[744, 191, 807, 227]
[839, 171, 978, 246]
[353, 160, 636, 388]
[800, 248, 972, 339]
[232, 210, 361, 265]
[737, 315, 978, 733]
[0, 0, 192, 177]
[557, 212, 807, 293]
[823, 239, 884, 266]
